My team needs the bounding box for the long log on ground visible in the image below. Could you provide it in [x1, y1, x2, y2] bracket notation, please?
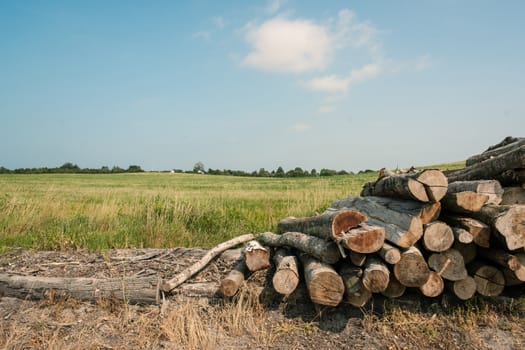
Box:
[337, 223, 385, 254]
[466, 137, 525, 166]
[447, 276, 477, 300]
[255, 232, 341, 264]
[300, 255, 344, 307]
[362, 257, 390, 293]
[453, 241, 477, 264]
[468, 204, 525, 250]
[338, 265, 372, 307]
[378, 242, 401, 264]
[446, 180, 503, 205]
[331, 197, 423, 248]
[244, 240, 270, 272]
[419, 271, 444, 298]
[422, 221, 454, 252]
[162, 233, 255, 292]
[501, 186, 525, 205]
[356, 196, 441, 224]
[0, 274, 160, 304]
[441, 192, 489, 213]
[445, 144, 525, 183]
[441, 215, 490, 248]
[381, 274, 406, 298]
[277, 209, 367, 241]
[427, 248, 468, 281]
[220, 259, 250, 297]
[361, 169, 448, 202]
[468, 263, 505, 297]
[272, 248, 300, 295]
[394, 246, 430, 287]
[349, 251, 367, 267]
[496, 169, 525, 186]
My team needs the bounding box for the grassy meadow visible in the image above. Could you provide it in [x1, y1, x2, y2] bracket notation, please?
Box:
[0, 161, 464, 252]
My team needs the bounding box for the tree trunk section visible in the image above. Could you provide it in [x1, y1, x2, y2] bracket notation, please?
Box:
[338, 265, 372, 307]
[501, 186, 525, 205]
[255, 231, 341, 264]
[496, 169, 525, 186]
[419, 271, 444, 298]
[422, 221, 454, 252]
[244, 240, 270, 272]
[378, 242, 401, 264]
[272, 248, 300, 295]
[394, 246, 430, 287]
[428, 249, 468, 281]
[465, 137, 525, 166]
[441, 192, 489, 213]
[448, 276, 477, 300]
[381, 274, 406, 299]
[478, 248, 521, 271]
[446, 180, 503, 205]
[501, 253, 525, 285]
[337, 223, 385, 254]
[468, 263, 505, 297]
[362, 257, 390, 293]
[300, 255, 344, 307]
[355, 196, 441, 224]
[452, 227, 474, 244]
[349, 251, 367, 267]
[220, 259, 249, 297]
[441, 216, 490, 248]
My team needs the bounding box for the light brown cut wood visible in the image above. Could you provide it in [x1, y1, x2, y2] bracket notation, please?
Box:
[330, 197, 423, 248]
[162, 233, 255, 292]
[469, 204, 525, 250]
[501, 253, 525, 285]
[469, 263, 505, 297]
[381, 274, 406, 299]
[361, 169, 448, 202]
[255, 231, 341, 264]
[419, 271, 444, 298]
[300, 254, 344, 307]
[349, 251, 367, 267]
[362, 257, 390, 293]
[244, 240, 270, 272]
[394, 246, 430, 287]
[501, 186, 525, 205]
[337, 223, 385, 254]
[277, 209, 367, 241]
[338, 265, 372, 307]
[466, 137, 525, 166]
[220, 259, 249, 297]
[422, 221, 454, 252]
[428, 249, 467, 281]
[446, 180, 503, 205]
[356, 196, 441, 224]
[448, 276, 477, 300]
[378, 242, 401, 264]
[441, 216, 490, 248]
[272, 248, 300, 295]
[452, 227, 474, 244]
[452, 241, 477, 264]
[441, 191, 489, 213]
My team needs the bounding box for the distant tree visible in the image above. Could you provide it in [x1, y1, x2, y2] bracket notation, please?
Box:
[275, 166, 285, 177]
[258, 168, 270, 177]
[310, 168, 318, 176]
[127, 165, 144, 173]
[60, 162, 80, 172]
[111, 166, 124, 173]
[320, 168, 337, 176]
[193, 161, 205, 173]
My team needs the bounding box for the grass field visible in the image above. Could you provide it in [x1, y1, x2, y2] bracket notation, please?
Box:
[0, 161, 464, 252]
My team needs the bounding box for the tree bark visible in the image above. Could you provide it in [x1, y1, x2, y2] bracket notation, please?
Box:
[255, 232, 341, 264]
[427, 248, 468, 281]
[277, 209, 367, 241]
[468, 263, 505, 297]
[220, 259, 249, 297]
[441, 215, 490, 248]
[337, 223, 385, 254]
[446, 180, 503, 205]
[300, 254, 344, 307]
[244, 240, 270, 272]
[355, 196, 441, 224]
[441, 192, 489, 213]
[496, 169, 525, 186]
[330, 197, 423, 248]
[349, 251, 367, 267]
[361, 169, 448, 202]
[362, 257, 390, 293]
[378, 242, 401, 264]
[501, 186, 525, 205]
[465, 137, 525, 166]
[271, 248, 300, 295]
[394, 246, 430, 287]
[448, 276, 477, 300]
[419, 271, 444, 298]
[422, 221, 454, 252]
[338, 265, 372, 307]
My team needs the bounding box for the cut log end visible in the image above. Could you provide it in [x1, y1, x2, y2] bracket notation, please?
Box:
[423, 221, 454, 252]
[451, 276, 477, 300]
[419, 271, 444, 298]
[394, 246, 430, 287]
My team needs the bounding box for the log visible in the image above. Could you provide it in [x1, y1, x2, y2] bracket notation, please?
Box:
[277, 209, 367, 241]
[300, 254, 344, 307]
[453, 241, 477, 264]
[427, 249, 468, 281]
[244, 240, 270, 272]
[446, 180, 503, 205]
[0, 274, 160, 304]
[337, 223, 385, 254]
[501, 186, 525, 205]
[452, 227, 474, 244]
[419, 271, 444, 298]
[162, 233, 255, 292]
[465, 137, 525, 166]
[356, 196, 441, 224]
[448, 276, 477, 300]
[422, 221, 454, 252]
[220, 259, 249, 297]
[378, 242, 401, 264]
[468, 263, 505, 297]
[441, 192, 489, 213]
[496, 169, 525, 186]
[271, 248, 300, 295]
[338, 265, 372, 307]
[478, 248, 521, 271]
[468, 204, 525, 250]
[445, 144, 525, 183]
[441, 216, 490, 248]
[381, 274, 406, 299]
[255, 231, 341, 264]
[501, 253, 525, 285]
[394, 246, 430, 287]
[330, 197, 423, 248]
[361, 169, 448, 202]
[349, 251, 367, 267]
[362, 257, 390, 293]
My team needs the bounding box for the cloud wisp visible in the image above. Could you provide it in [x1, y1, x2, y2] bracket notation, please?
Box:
[302, 63, 382, 93]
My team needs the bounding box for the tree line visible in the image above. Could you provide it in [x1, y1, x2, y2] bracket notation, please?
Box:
[0, 162, 144, 174]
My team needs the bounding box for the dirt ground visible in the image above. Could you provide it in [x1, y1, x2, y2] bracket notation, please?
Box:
[1, 248, 524, 349]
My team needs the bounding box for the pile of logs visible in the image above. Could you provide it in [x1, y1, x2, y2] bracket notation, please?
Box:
[217, 137, 525, 307]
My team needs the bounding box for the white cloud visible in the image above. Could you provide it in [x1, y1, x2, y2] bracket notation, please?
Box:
[289, 123, 310, 132]
[334, 9, 382, 56]
[348, 63, 381, 84]
[242, 18, 333, 73]
[303, 63, 382, 93]
[266, 0, 286, 14]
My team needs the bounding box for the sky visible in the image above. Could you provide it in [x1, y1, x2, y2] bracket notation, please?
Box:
[1, 0, 524, 172]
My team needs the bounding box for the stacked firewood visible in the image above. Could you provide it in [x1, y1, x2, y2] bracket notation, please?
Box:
[220, 137, 525, 307]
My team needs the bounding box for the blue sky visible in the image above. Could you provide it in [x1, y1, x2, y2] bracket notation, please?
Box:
[1, 0, 524, 172]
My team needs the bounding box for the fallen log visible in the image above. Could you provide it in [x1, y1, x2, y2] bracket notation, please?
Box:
[446, 180, 503, 205]
[244, 240, 270, 272]
[331, 197, 423, 248]
[469, 263, 505, 297]
[355, 196, 441, 224]
[220, 259, 250, 297]
[362, 257, 390, 293]
[441, 216, 490, 248]
[272, 248, 300, 295]
[381, 274, 406, 299]
[394, 246, 430, 287]
[422, 221, 454, 252]
[339, 265, 372, 307]
[337, 223, 385, 254]
[300, 254, 344, 307]
[441, 192, 489, 213]
[501, 186, 525, 205]
[466, 137, 525, 166]
[255, 231, 341, 264]
[361, 169, 448, 202]
[447, 276, 477, 300]
[378, 242, 401, 264]
[427, 248, 468, 281]
[419, 271, 444, 298]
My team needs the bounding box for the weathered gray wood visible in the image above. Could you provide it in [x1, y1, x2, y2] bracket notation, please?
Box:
[337, 223, 385, 254]
[422, 221, 454, 252]
[378, 242, 401, 264]
[446, 180, 503, 205]
[361, 169, 448, 202]
[300, 255, 344, 307]
[394, 246, 430, 287]
[496, 169, 525, 186]
[272, 248, 300, 295]
[220, 259, 249, 297]
[349, 251, 367, 267]
[277, 209, 367, 241]
[355, 196, 441, 224]
[244, 240, 270, 272]
[468, 263, 505, 297]
[419, 271, 444, 298]
[338, 265, 372, 307]
[256, 231, 341, 264]
[362, 257, 390, 293]
[381, 274, 406, 299]
[441, 216, 490, 248]
[466, 137, 525, 166]
[330, 197, 423, 248]
[441, 192, 489, 213]
[428, 249, 468, 281]
[448, 276, 477, 300]
[501, 186, 525, 205]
